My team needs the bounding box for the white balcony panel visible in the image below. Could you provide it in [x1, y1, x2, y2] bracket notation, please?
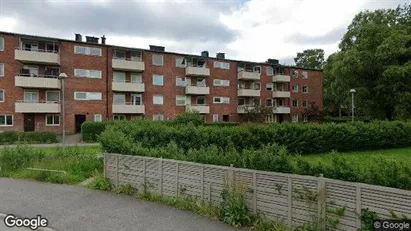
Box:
[185, 67, 210, 76]
[186, 105, 210, 114]
[15, 76, 61, 89]
[237, 71, 260, 80]
[112, 82, 145, 92]
[15, 49, 60, 65]
[15, 102, 60, 113]
[185, 86, 210, 95]
[112, 59, 145, 72]
[273, 106, 291, 114]
[272, 91, 291, 98]
[112, 105, 145, 114]
[273, 74, 291, 82]
[238, 89, 260, 97]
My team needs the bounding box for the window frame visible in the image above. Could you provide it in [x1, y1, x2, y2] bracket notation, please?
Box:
[113, 93, 126, 105]
[266, 66, 274, 76]
[176, 95, 186, 106]
[0, 37, 4, 51]
[292, 100, 298, 108]
[292, 115, 299, 123]
[0, 89, 4, 102]
[176, 77, 186, 87]
[176, 57, 186, 68]
[212, 114, 219, 122]
[153, 94, 164, 105]
[266, 83, 273, 91]
[131, 73, 143, 83]
[74, 46, 102, 56]
[153, 74, 164, 86]
[302, 86, 308, 93]
[46, 91, 60, 103]
[196, 96, 206, 105]
[153, 114, 165, 121]
[302, 100, 308, 108]
[131, 94, 143, 105]
[94, 114, 103, 122]
[45, 114, 60, 126]
[152, 54, 164, 66]
[74, 92, 102, 101]
[0, 63, 4, 76]
[302, 71, 308, 79]
[303, 114, 308, 122]
[292, 85, 299, 93]
[24, 90, 39, 103]
[113, 115, 127, 120]
[265, 98, 273, 107]
[0, 115, 13, 127]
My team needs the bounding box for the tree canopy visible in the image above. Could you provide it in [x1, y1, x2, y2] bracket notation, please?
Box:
[294, 49, 325, 69]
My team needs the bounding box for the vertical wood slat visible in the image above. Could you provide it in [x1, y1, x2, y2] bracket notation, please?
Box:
[158, 158, 163, 196]
[287, 176, 292, 230]
[317, 175, 326, 231]
[356, 186, 362, 229]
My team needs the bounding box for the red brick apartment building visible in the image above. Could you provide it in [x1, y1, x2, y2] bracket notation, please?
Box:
[0, 32, 323, 134]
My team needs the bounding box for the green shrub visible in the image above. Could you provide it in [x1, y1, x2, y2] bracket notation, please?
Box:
[173, 110, 204, 126]
[0, 131, 57, 145]
[81, 121, 114, 142]
[88, 171, 112, 191]
[220, 183, 253, 227]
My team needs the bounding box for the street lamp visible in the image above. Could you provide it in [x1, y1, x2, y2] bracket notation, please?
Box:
[59, 73, 67, 150]
[350, 89, 356, 122]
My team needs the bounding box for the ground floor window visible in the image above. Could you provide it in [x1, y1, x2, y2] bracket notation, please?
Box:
[265, 114, 274, 123]
[223, 114, 229, 122]
[0, 115, 13, 126]
[303, 114, 308, 122]
[94, 114, 102, 122]
[114, 115, 126, 120]
[46, 115, 60, 126]
[292, 115, 299, 123]
[131, 115, 143, 120]
[153, 114, 164, 121]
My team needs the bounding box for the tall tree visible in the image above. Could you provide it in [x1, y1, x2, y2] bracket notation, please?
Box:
[294, 49, 325, 69]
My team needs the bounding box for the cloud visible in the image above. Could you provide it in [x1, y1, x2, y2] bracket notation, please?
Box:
[286, 27, 347, 45]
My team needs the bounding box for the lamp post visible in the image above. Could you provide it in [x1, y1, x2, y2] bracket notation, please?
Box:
[59, 73, 67, 150]
[350, 89, 356, 122]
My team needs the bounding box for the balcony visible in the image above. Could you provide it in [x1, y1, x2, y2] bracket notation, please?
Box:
[15, 101, 60, 113]
[185, 86, 210, 95]
[112, 103, 145, 114]
[15, 74, 61, 89]
[272, 91, 290, 98]
[238, 89, 260, 97]
[273, 106, 291, 114]
[237, 71, 260, 80]
[112, 81, 145, 92]
[186, 105, 210, 114]
[273, 74, 291, 82]
[112, 58, 145, 72]
[237, 105, 255, 114]
[15, 48, 60, 65]
[185, 66, 210, 77]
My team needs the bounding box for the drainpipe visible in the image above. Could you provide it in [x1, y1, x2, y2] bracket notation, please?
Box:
[106, 46, 109, 120]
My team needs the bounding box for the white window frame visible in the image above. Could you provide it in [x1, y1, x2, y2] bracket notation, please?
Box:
[0, 115, 13, 127]
[0, 63, 4, 77]
[74, 92, 102, 101]
[113, 115, 127, 120]
[153, 95, 164, 105]
[292, 70, 298, 78]
[292, 115, 299, 123]
[74, 46, 102, 56]
[114, 50, 126, 60]
[213, 79, 230, 87]
[0, 89, 4, 102]
[113, 71, 126, 82]
[266, 83, 273, 91]
[265, 98, 273, 107]
[213, 97, 230, 104]
[176, 77, 186, 87]
[212, 114, 219, 122]
[303, 100, 308, 108]
[196, 96, 206, 105]
[253, 66, 261, 73]
[252, 82, 261, 90]
[74, 69, 102, 79]
[176, 57, 185, 68]
[131, 73, 143, 83]
[153, 74, 164, 86]
[266, 66, 274, 76]
[292, 85, 299, 93]
[113, 93, 126, 105]
[24, 90, 39, 103]
[131, 94, 143, 105]
[303, 114, 308, 122]
[152, 54, 164, 66]
[302, 71, 308, 79]
[153, 114, 165, 121]
[94, 114, 102, 122]
[292, 100, 298, 108]
[0, 37, 4, 51]
[302, 86, 308, 93]
[214, 61, 230, 70]
[46, 91, 60, 103]
[45, 114, 60, 126]
[176, 95, 186, 106]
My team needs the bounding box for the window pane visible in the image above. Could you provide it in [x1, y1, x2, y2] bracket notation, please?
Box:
[132, 95, 142, 105]
[0, 37, 4, 51]
[197, 78, 206, 87]
[153, 55, 163, 66]
[176, 77, 185, 87]
[131, 74, 142, 83]
[75, 92, 86, 99]
[238, 98, 245, 105]
[75, 69, 86, 77]
[47, 92, 59, 102]
[266, 83, 273, 91]
[87, 93, 102, 100]
[214, 79, 221, 86]
[0, 116, 5, 125]
[114, 50, 125, 59]
[5, 115, 12, 125]
[0, 90, 3, 101]
[94, 114, 102, 122]
[75, 46, 86, 54]
[153, 75, 164, 86]
[213, 114, 218, 122]
[114, 94, 125, 105]
[196, 96, 205, 105]
[214, 97, 221, 103]
[90, 48, 101, 56]
[176, 57, 185, 67]
[89, 70, 101, 78]
[153, 95, 163, 105]
[113, 72, 126, 82]
[0, 63, 3, 76]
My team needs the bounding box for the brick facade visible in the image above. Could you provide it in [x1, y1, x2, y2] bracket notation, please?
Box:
[0, 31, 323, 134]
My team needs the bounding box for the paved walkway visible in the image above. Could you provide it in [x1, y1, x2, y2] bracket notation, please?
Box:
[0, 179, 238, 231]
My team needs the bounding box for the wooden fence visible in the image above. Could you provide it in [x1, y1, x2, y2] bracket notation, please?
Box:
[104, 154, 411, 230]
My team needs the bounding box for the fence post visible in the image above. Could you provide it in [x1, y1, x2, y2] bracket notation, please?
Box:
[115, 154, 119, 187]
[317, 174, 326, 231]
[288, 176, 292, 230]
[227, 164, 234, 191]
[201, 165, 204, 202]
[175, 162, 179, 197]
[356, 185, 362, 229]
[208, 182, 212, 203]
[158, 158, 163, 196]
[253, 172, 257, 213]
[143, 158, 146, 187]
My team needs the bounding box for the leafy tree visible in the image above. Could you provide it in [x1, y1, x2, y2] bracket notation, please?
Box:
[303, 101, 324, 122]
[324, 4, 411, 120]
[174, 110, 204, 126]
[294, 49, 325, 69]
[241, 105, 273, 123]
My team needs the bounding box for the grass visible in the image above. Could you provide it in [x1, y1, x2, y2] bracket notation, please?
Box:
[0, 145, 103, 185]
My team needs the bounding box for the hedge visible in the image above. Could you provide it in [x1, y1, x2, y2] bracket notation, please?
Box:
[81, 121, 115, 143]
[324, 116, 373, 123]
[98, 120, 411, 154]
[0, 131, 58, 145]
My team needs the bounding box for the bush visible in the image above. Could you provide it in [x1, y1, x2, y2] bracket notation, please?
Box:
[173, 110, 204, 126]
[81, 121, 114, 142]
[324, 116, 373, 123]
[0, 131, 57, 145]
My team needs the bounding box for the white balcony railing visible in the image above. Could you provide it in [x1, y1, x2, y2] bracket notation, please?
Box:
[185, 86, 210, 95]
[237, 71, 261, 80]
[273, 74, 291, 82]
[272, 91, 291, 98]
[112, 103, 145, 114]
[112, 80, 145, 92]
[238, 89, 260, 97]
[237, 105, 256, 114]
[112, 57, 145, 72]
[185, 66, 210, 76]
[15, 100, 61, 113]
[186, 105, 210, 114]
[15, 48, 60, 65]
[15, 74, 61, 89]
[273, 106, 291, 114]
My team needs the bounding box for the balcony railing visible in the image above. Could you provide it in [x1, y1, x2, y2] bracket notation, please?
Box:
[237, 105, 257, 114]
[112, 57, 145, 72]
[112, 80, 145, 92]
[185, 66, 210, 77]
[186, 104, 210, 114]
[15, 100, 61, 113]
[273, 106, 291, 114]
[112, 102, 145, 114]
[185, 85, 210, 95]
[272, 91, 291, 98]
[15, 74, 61, 89]
[238, 88, 260, 97]
[15, 48, 60, 65]
[237, 71, 261, 80]
[272, 74, 291, 82]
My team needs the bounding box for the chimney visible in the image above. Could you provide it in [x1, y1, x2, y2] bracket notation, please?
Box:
[101, 35, 106, 45]
[201, 51, 209, 57]
[216, 53, 225, 59]
[267, 58, 279, 64]
[86, 36, 99, 44]
[149, 45, 165, 52]
[75, 33, 82, 42]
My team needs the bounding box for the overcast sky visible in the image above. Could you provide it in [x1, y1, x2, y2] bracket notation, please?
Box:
[0, 0, 408, 64]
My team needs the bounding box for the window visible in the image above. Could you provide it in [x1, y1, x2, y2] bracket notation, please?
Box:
[266, 83, 273, 91]
[131, 51, 142, 61]
[153, 114, 164, 121]
[252, 98, 260, 106]
[74, 46, 102, 56]
[0, 63, 4, 76]
[292, 100, 298, 107]
[153, 75, 164, 86]
[252, 82, 261, 90]
[131, 115, 143, 120]
[176, 57, 186, 68]
[23, 42, 38, 51]
[176, 95, 186, 106]
[0, 115, 13, 126]
[302, 86, 308, 93]
[131, 73, 143, 83]
[114, 115, 126, 120]
[265, 114, 274, 123]
[213, 114, 219, 122]
[292, 115, 299, 123]
[74, 92, 102, 100]
[253, 66, 261, 73]
[0, 89, 3, 102]
[223, 115, 229, 122]
[266, 99, 273, 107]
[292, 70, 298, 78]
[0, 37, 4, 51]
[45, 44, 59, 53]
[74, 69, 102, 79]
[132, 94, 142, 105]
[46, 115, 60, 126]
[302, 71, 308, 79]
[303, 115, 308, 122]
[114, 50, 126, 59]
[113, 72, 126, 82]
[213, 97, 230, 104]
[277, 83, 284, 91]
[24, 90, 39, 103]
[214, 61, 230, 69]
[266, 66, 274, 76]
[196, 78, 206, 87]
[176, 77, 186, 87]
[153, 95, 164, 105]
[292, 85, 299, 93]
[213, 79, 230, 87]
[46, 91, 60, 103]
[302, 100, 308, 108]
[196, 96, 206, 105]
[152, 54, 163, 66]
[238, 98, 245, 106]
[113, 94, 126, 105]
[94, 114, 102, 122]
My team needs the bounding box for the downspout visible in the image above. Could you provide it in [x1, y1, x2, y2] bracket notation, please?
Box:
[106, 46, 109, 120]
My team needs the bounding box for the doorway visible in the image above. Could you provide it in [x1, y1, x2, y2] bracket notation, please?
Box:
[75, 115, 86, 133]
[277, 114, 284, 123]
[24, 114, 35, 132]
[223, 114, 229, 122]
